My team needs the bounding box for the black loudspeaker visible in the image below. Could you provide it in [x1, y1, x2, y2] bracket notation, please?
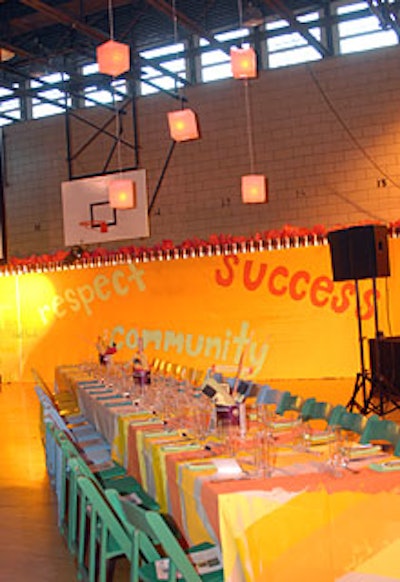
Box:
[327, 225, 390, 281]
[369, 337, 400, 397]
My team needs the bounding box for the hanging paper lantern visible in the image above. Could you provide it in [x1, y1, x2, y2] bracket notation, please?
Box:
[97, 40, 130, 77]
[241, 175, 267, 203]
[108, 179, 136, 209]
[167, 109, 200, 142]
[0, 48, 15, 62]
[230, 46, 257, 79]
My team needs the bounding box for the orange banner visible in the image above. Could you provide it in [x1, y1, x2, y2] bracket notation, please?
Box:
[1, 240, 399, 383]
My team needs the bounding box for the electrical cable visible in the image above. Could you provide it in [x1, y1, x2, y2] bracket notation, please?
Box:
[307, 62, 400, 191]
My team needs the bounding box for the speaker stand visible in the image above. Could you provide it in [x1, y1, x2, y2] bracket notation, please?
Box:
[346, 279, 370, 414]
[346, 278, 400, 416]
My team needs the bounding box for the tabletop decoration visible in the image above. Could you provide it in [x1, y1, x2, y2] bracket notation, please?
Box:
[96, 331, 117, 366]
[132, 335, 151, 389]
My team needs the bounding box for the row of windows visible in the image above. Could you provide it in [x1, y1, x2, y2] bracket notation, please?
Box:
[0, 1, 398, 126]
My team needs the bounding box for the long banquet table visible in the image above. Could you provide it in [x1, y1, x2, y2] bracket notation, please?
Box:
[56, 365, 400, 582]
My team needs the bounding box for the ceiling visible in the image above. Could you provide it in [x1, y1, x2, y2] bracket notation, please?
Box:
[0, 1, 336, 85]
[0, 0, 398, 117]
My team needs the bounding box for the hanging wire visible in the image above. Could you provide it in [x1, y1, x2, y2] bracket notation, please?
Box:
[112, 89, 123, 174]
[307, 63, 400, 191]
[237, 0, 244, 28]
[107, 0, 123, 175]
[237, 0, 257, 174]
[171, 0, 184, 105]
[108, 0, 114, 40]
[244, 79, 255, 173]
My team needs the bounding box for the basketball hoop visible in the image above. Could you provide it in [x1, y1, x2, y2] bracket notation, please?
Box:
[79, 220, 108, 233]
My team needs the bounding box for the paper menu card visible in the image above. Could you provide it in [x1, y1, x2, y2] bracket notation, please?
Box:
[155, 546, 222, 579]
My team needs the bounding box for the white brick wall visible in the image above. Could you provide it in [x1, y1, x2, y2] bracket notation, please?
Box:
[4, 45, 400, 257]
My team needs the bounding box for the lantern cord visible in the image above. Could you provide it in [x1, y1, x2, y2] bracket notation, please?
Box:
[112, 90, 123, 176]
[237, 0, 244, 28]
[244, 79, 255, 174]
[108, 0, 115, 41]
[172, 0, 182, 102]
[107, 0, 122, 175]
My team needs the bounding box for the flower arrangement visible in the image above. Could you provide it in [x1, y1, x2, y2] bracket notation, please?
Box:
[1, 220, 396, 275]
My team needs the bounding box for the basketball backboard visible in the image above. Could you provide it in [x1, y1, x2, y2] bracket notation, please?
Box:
[61, 169, 149, 246]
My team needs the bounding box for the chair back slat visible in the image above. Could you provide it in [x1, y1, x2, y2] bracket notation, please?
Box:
[115, 495, 204, 582]
[360, 415, 400, 449]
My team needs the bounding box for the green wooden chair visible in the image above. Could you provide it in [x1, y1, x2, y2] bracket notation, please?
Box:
[300, 399, 332, 432]
[106, 489, 224, 582]
[360, 415, 400, 451]
[275, 391, 303, 417]
[73, 470, 136, 582]
[331, 409, 367, 435]
[61, 434, 159, 555]
[328, 405, 347, 427]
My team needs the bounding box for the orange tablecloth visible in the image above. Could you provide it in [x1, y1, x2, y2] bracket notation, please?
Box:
[126, 422, 400, 582]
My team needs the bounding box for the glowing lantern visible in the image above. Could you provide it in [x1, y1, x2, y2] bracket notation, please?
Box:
[167, 109, 200, 142]
[230, 46, 257, 79]
[241, 175, 267, 203]
[0, 48, 15, 62]
[96, 40, 130, 77]
[108, 179, 136, 209]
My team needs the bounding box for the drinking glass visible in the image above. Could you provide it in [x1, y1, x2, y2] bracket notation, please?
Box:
[233, 431, 263, 477]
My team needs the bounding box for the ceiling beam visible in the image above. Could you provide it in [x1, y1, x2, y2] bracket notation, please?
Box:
[262, 0, 332, 57]
[18, 0, 110, 42]
[366, 0, 400, 40]
[9, 0, 132, 35]
[18, 0, 190, 86]
[144, 0, 231, 55]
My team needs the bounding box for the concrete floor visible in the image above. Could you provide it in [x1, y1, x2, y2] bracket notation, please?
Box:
[0, 382, 78, 581]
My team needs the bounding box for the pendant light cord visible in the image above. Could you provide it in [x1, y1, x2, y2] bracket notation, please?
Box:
[244, 79, 255, 174]
[172, 0, 183, 105]
[238, 0, 255, 173]
[107, 0, 122, 174]
[237, 0, 244, 28]
[108, 0, 114, 40]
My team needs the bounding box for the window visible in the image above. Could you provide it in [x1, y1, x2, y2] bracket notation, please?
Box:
[31, 73, 70, 119]
[200, 29, 249, 83]
[82, 63, 128, 107]
[140, 43, 186, 95]
[266, 12, 322, 68]
[337, 1, 397, 54]
[0, 86, 20, 126]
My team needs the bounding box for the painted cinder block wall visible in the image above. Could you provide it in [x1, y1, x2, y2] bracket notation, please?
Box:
[3, 44, 400, 258]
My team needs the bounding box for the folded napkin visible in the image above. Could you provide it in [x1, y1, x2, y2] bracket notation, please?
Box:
[187, 463, 216, 471]
[305, 432, 335, 446]
[271, 419, 298, 431]
[96, 394, 124, 400]
[129, 418, 163, 426]
[347, 444, 382, 459]
[79, 381, 104, 387]
[162, 443, 202, 453]
[88, 389, 113, 395]
[369, 459, 400, 472]
[104, 400, 133, 408]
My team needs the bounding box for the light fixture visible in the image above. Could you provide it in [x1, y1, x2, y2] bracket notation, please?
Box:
[166, 0, 200, 143]
[232, 1, 267, 204]
[241, 175, 267, 203]
[0, 48, 15, 62]
[97, 40, 130, 77]
[230, 46, 257, 79]
[96, 0, 130, 77]
[109, 179, 136, 209]
[167, 109, 200, 142]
